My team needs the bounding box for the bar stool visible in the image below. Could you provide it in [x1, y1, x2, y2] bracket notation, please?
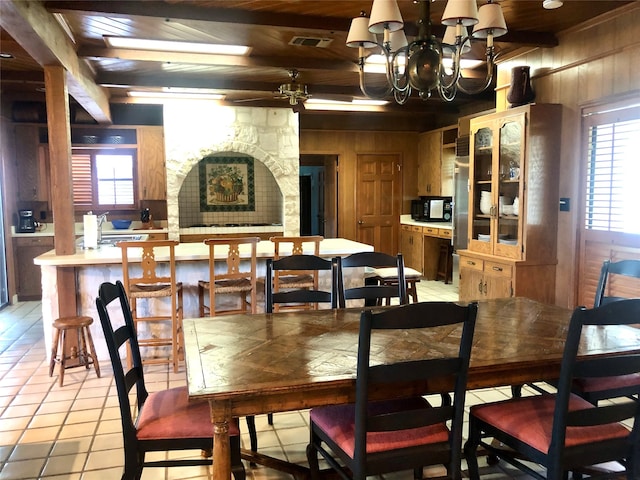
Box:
[49, 316, 101, 386]
[372, 266, 421, 304]
[198, 237, 260, 317]
[119, 240, 183, 373]
[436, 241, 453, 284]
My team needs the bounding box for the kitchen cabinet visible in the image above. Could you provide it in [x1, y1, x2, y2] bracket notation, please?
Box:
[400, 224, 423, 273]
[14, 236, 54, 301]
[137, 126, 167, 200]
[417, 125, 457, 197]
[14, 125, 50, 203]
[459, 104, 561, 303]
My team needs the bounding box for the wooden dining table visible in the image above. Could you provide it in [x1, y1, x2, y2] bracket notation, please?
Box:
[183, 297, 640, 480]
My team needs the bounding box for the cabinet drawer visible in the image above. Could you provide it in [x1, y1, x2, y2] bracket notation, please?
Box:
[14, 236, 54, 247]
[460, 256, 483, 271]
[439, 228, 452, 238]
[423, 226, 439, 235]
[485, 261, 512, 277]
[411, 226, 423, 233]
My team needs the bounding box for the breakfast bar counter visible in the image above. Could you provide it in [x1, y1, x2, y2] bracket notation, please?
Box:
[35, 238, 374, 359]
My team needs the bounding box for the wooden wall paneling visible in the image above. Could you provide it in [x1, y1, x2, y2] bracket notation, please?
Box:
[496, 3, 640, 308]
[300, 130, 418, 244]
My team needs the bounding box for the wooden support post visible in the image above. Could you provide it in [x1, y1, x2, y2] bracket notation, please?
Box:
[44, 66, 77, 315]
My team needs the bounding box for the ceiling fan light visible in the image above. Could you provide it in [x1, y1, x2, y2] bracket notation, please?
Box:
[543, 0, 563, 9]
[441, 0, 479, 27]
[347, 15, 377, 48]
[368, 0, 404, 34]
[472, 3, 508, 39]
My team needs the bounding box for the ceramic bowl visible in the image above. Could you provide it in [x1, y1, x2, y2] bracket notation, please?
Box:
[111, 219, 133, 230]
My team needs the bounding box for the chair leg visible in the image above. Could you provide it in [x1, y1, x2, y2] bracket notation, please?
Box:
[246, 415, 258, 453]
[58, 329, 67, 387]
[267, 412, 274, 425]
[306, 442, 321, 480]
[84, 324, 101, 378]
[463, 420, 482, 480]
[49, 327, 61, 377]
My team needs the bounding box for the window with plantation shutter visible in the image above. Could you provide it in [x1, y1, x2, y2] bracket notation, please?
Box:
[71, 153, 93, 206]
[578, 100, 640, 307]
[584, 107, 640, 234]
[71, 148, 137, 210]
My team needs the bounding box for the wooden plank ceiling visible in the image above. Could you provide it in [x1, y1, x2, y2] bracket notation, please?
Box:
[0, 0, 633, 131]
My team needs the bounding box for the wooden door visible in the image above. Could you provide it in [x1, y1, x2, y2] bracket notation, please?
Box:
[356, 154, 402, 255]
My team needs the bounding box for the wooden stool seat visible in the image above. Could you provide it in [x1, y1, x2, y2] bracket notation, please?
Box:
[436, 241, 453, 284]
[49, 315, 100, 386]
[372, 266, 421, 304]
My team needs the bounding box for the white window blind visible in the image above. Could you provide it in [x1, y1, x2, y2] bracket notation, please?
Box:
[584, 106, 640, 234]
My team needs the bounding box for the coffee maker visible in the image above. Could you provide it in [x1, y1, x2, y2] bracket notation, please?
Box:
[17, 209, 38, 233]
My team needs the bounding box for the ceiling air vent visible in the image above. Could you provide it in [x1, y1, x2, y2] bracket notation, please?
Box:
[289, 36, 333, 48]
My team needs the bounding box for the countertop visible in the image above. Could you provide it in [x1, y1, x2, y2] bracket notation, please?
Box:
[11, 222, 168, 238]
[400, 215, 452, 230]
[34, 238, 374, 267]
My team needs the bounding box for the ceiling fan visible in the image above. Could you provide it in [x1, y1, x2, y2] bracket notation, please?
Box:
[233, 69, 310, 109]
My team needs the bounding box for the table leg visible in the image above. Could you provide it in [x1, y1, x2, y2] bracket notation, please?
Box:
[212, 417, 231, 480]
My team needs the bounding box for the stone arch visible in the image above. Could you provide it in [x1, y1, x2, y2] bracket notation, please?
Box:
[163, 104, 300, 239]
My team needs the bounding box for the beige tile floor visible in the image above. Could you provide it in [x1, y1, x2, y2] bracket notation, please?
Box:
[0, 280, 543, 480]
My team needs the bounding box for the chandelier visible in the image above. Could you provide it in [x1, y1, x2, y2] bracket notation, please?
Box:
[346, 0, 507, 103]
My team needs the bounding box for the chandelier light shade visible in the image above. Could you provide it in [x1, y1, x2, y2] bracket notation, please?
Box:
[368, 0, 404, 34]
[346, 15, 377, 48]
[441, 0, 479, 27]
[346, 0, 508, 104]
[473, 3, 508, 42]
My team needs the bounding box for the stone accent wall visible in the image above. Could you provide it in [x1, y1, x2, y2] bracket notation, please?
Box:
[163, 103, 300, 239]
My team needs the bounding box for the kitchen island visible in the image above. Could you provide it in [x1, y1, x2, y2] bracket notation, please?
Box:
[35, 238, 374, 359]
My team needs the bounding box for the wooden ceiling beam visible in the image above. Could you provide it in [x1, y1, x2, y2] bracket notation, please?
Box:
[0, 0, 111, 123]
[45, 0, 558, 48]
[78, 47, 359, 73]
[96, 72, 364, 98]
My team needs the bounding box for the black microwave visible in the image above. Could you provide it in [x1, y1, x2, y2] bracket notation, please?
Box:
[411, 196, 452, 222]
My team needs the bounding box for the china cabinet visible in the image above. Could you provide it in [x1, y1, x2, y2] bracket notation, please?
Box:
[459, 104, 561, 303]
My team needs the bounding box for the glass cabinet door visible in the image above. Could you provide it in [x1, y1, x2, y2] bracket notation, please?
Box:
[469, 123, 494, 254]
[495, 117, 524, 258]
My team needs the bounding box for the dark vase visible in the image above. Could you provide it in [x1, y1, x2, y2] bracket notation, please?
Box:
[507, 66, 535, 107]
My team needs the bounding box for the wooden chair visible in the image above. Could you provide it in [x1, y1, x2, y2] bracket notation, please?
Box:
[594, 259, 640, 307]
[96, 280, 245, 480]
[265, 255, 339, 313]
[464, 299, 640, 480]
[336, 251, 408, 307]
[306, 301, 478, 480]
[197, 237, 260, 317]
[571, 258, 640, 404]
[269, 236, 323, 311]
[118, 240, 183, 373]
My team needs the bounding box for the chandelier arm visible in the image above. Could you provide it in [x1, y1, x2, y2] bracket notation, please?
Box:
[388, 45, 411, 93]
[393, 85, 412, 104]
[357, 56, 394, 100]
[438, 81, 458, 102]
[456, 48, 498, 95]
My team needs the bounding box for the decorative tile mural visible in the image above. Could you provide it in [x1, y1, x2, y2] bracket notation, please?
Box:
[199, 156, 255, 211]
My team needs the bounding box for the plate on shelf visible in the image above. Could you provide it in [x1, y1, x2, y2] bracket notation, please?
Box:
[478, 234, 490, 242]
[499, 238, 518, 245]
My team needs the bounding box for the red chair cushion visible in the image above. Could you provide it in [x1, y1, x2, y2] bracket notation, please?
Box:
[574, 373, 640, 393]
[470, 393, 629, 454]
[137, 386, 240, 440]
[309, 397, 450, 458]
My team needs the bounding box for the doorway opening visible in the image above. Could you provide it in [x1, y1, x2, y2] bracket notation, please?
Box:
[299, 155, 338, 238]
